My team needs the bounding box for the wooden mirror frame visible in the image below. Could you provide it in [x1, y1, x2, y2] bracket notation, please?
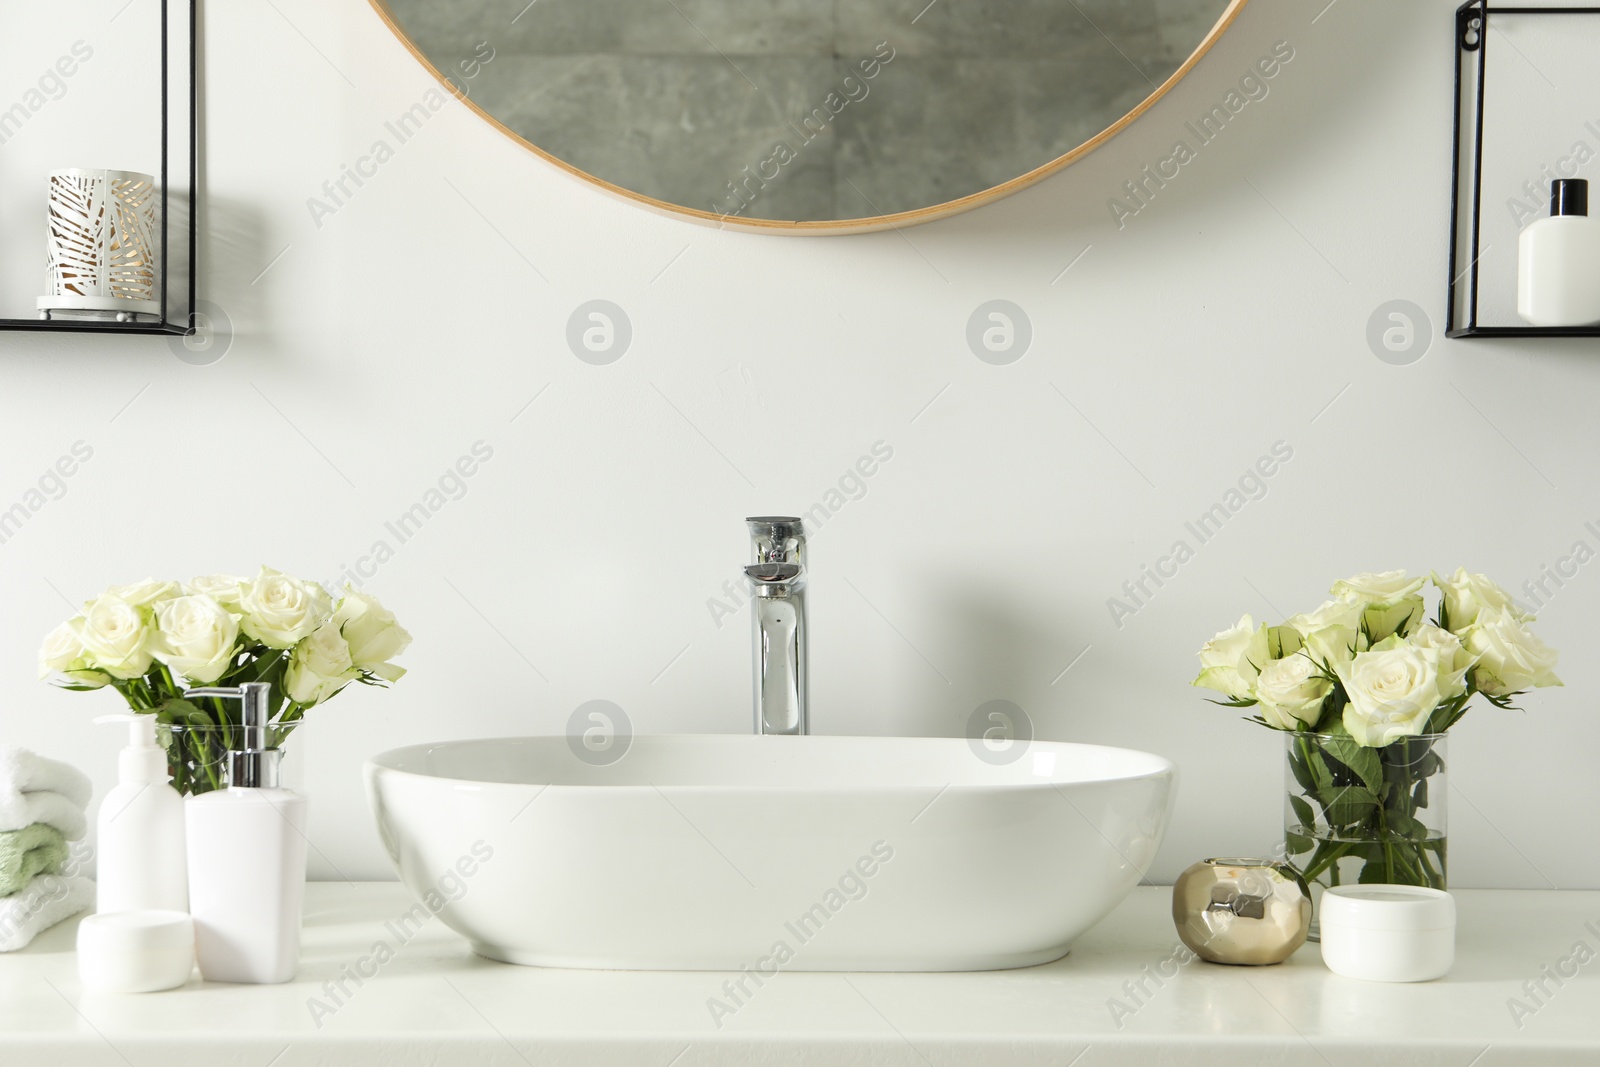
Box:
[369, 0, 1248, 235]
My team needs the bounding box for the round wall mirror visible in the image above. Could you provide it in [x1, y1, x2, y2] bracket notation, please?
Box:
[372, 0, 1245, 233]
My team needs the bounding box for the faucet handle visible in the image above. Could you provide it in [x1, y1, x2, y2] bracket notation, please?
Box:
[745, 561, 804, 598]
[746, 515, 805, 565]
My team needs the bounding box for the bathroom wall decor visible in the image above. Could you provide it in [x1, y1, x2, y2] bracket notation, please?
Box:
[37, 169, 161, 323]
[1447, 1, 1600, 336]
[0, 0, 196, 336]
[368, 0, 1249, 233]
[1193, 570, 1560, 916]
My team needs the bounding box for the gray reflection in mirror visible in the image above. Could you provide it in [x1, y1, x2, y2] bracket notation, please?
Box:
[378, 0, 1235, 224]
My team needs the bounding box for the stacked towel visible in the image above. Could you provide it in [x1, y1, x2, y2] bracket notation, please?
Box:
[0, 748, 93, 950]
[0, 873, 95, 952]
[0, 747, 92, 841]
[0, 823, 69, 895]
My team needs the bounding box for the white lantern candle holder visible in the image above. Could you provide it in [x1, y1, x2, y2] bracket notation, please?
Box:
[37, 168, 161, 322]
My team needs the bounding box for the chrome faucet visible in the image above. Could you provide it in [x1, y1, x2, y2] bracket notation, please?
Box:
[744, 516, 807, 735]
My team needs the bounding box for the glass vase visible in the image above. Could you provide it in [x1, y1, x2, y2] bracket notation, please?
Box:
[158, 722, 292, 796]
[1283, 731, 1447, 938]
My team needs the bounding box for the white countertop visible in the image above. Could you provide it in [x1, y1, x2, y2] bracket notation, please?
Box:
[2, 883, 1596, 1065]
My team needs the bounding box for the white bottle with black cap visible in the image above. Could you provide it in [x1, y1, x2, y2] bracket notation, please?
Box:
[182, 682, 307, 984]
[1518, 177, 1600, 326]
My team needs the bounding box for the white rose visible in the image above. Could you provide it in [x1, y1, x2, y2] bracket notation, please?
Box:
[153, 594, 240, 685]
[37, 618, 109, 688]
[1461, 607, 1561, 697]
[184, 574, 248, 608]
[1433, 568, 1533, 632]
[1284, 598, 1364, 641]
[238, 567, 332, 649]
[1301, 625, 1366, 672]
[1336, 642, 1446, 747]
[1330, 570, 1425, 642]
[1407, 623, 1476, 701]
[332, 589, 412, 680]
[102, 578, 180, 609]
[286, 621, 358, 705]
[1284, 599, 1366, 670]
[77, 595, 154, 680]
[1194, 615, 1269, 701]
[1331, 571, 1426, 601]
[1253, 654, 1331, 730]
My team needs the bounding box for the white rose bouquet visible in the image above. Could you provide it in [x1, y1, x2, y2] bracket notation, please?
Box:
[40, 568, 411, 794]
[1193, 569, 1559, 891]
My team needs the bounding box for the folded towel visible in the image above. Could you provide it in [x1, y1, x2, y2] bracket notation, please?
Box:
[0, 748, 91, 841]
[0, 789, 87, 842]
[0, 873, 93, 952]
[0, 824, 69, 896]
[0, 747, 91, 807]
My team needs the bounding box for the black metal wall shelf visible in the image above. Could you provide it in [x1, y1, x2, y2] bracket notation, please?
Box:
[1448, 1, 1600, 337]
[0, 0, 196, 337]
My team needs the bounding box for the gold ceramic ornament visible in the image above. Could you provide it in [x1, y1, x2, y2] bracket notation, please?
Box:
[1172, 857, 1311, 965]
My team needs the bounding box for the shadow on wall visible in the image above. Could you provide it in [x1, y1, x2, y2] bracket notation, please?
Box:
[201, 196, 272, 340]
[189, 0, 271, 364]
[931, 581, 1082, 738]
[149, 192, 270, 368]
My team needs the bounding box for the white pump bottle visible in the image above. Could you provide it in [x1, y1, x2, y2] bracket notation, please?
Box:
[183, 682, 307, 984]
[93, 713, 188, 914]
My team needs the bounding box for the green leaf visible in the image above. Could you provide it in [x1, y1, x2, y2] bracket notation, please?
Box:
[1386, 810, 1427, 841]
[1412, 777, 1429, 811]
[1424, 694, 1469, 733]
[1320, 785, 1379, 829]
[1285, 831, 1315, 857]
[1307, 748, 1336, 793]
[1321, 736, 1383, 793]
[1289, 794, 1316, 832]
[1289, 750, 1319, 794]
[1358, 857, 1391, 883]
[153, 697, 209, 725]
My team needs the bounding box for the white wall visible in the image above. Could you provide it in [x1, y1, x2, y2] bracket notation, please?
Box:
[2, 0, 1595, 889]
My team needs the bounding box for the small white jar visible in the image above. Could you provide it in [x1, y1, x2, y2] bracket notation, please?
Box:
[1319, 885, 1455, 983]
[77, 911, 195, 993]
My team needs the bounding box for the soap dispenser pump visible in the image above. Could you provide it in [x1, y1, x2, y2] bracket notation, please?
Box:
[182, 682, 307, 984]
[93, 713, 188, 913]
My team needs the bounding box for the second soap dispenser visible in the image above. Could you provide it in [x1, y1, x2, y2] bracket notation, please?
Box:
[183, 683, 306, 984]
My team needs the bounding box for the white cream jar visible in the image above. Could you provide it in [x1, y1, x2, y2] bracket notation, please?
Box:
[1320, 885, 1455, 983]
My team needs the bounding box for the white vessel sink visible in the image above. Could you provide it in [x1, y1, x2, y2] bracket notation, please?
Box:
[364, 735, 1175, 971]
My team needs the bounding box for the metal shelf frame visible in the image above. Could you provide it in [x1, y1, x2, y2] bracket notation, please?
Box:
[1448, 1, 1600, 337]
[0, 0, 197, 337]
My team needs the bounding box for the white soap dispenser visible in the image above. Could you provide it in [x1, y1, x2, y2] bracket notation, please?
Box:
[93, 713, 188, 914]
[1518, 177, 1600, 326]
[182, 683, 307, 984]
